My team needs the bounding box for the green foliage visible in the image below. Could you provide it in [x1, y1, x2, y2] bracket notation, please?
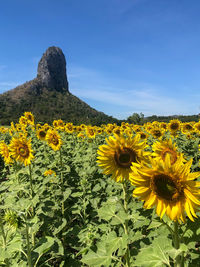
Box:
[0, 129, 200, 266]
[0, 84, 120, 126]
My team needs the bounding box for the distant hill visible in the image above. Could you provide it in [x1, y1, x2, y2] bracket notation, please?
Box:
[0, 46, 119, 125]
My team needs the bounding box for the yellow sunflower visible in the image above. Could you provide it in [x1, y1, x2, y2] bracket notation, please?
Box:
[86, 126, 96, 138]
[46, 129, 62, 151]
[168, 119, 181, 134]
[24, 112, 34, 125]
[194, 122, 200, 134]
[181, 123, 194, 134]
[65, 123, 74, 134]
[138, 131, 149, 140]
[44, 169, 56, 176]
[19, 116, 27, 126]
[36, 128, 47, 141]
[105, 127, 113, 135]
[0, 141, 13, 164]
[97, 134, 150, 182]
[57, 119, 64, 128]
[113, 126, 121, 136]
[129, 155, 200, 222]
[150, 127, 164, 139]
[9, 136, 34, 166]
[152, 138, 184, 165]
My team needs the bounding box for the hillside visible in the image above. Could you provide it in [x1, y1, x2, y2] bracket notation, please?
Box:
[0, 46, 119, 125]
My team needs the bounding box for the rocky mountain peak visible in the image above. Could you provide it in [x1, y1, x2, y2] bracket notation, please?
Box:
[37, 46, 69, 92]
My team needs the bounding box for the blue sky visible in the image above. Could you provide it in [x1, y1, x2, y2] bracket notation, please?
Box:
[1, 0, 200, 119]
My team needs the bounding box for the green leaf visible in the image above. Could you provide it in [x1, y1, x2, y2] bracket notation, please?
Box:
[134, 237, 171, 267]
[98, 204, 116, 221]
[63, 188, 71, 201]
[147, 220, 163, 230]
[81, 250, 112, 266]
[53, 218, 67, 235]
[34, 236, 55, 255]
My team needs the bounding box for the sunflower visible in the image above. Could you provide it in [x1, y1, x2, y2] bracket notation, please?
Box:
[152, 138, 184, 165]
[168, 119, 181, 134]
[24, 112, 34, 125]
[65, 123, 74, 134]
[181, 123, 194, 134]
[194, 122, 200, 134]
[53, 120, 58, 128]
[105, 127, 113, 135]
[129, 155, 200, 222]
[9, 136, 34, 166]
[36, 127, 47, 141]
[19, 116, 27, 126]
[138, 131, 149, 140]
[57, 119, 64, 128]
[160, 122, 167, 130]
[96, 127, 103, 135]
[46, 129, 62, 151]
[77, 132, 86, 140]
[44, 169, 56, 176]
[150, 127, 164, 139]
[86, 126, 96, 138]
[113, 127, 121, 136]
[97, 134, 149, 182]
[0, 141, 13, 164]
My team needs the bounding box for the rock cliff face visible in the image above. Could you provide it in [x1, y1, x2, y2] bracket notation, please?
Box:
[37, 46, 69, 92]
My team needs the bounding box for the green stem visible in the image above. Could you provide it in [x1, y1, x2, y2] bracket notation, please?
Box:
[173, 221, 184, 267]
[29, 164, 34, 199]
[0, 220, 7, 248]
[28, 165, 35, 247]
[25, 221, 32, 267]
[59, 149, 64, 216]
[122, 181, 130, 267]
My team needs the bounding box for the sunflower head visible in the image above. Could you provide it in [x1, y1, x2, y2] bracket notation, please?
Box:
[19, 116, 27, 126]
[24, 112, 34, 125]
[182, 123, 194, 134]
[46, 129, 62, 151]
[97, 134, 149, 182]
[129, 154, 200, 223]
[150, 127, 164, 139]
[168, 119, 181, 133]
[86, 126, 96, 138]
[44, 169, 56, 176]
[36, 128, 47, 141]
[152, 138, 184, 165]
[65, 123, 74, 133]
[194, 122, 200, 133]
[0, 141, 13, 165]
[9, 136, 34, 166]
[139, 131, 149, 140]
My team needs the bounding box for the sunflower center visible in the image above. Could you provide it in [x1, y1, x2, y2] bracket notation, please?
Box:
[89, 130, 94, 135]
[52, 136, 59, 146]
[152, 174, 181, 201]
[161, 149, 177, 165]
[153, 130, 162, 138]
[28, 115, 33, 121]
[39, 131, 46, 138]
[185, 124, 193, 130]
[140, 133, 147, 139]
[170, 123, 179, 130]
[19, 145, 29, 158]
[114, 147, 137, 168]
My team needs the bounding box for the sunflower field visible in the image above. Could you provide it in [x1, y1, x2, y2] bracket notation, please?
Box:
[1, 112, 200, 266]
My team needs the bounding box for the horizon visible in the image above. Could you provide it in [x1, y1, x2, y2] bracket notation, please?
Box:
[1, 0, 200, 120]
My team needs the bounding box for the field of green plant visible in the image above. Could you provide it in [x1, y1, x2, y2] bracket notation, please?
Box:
[0, 112, 200, 266]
